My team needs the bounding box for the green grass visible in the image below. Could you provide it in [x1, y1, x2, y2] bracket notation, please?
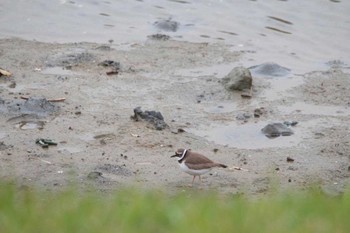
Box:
[0, 183, 349, 233]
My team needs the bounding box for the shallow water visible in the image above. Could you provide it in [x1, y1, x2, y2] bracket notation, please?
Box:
[1, 0, 349, 73]
[188, 121, 303, 149]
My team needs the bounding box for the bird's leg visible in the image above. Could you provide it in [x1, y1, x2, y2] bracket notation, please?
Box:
[191, 175, 196, 186]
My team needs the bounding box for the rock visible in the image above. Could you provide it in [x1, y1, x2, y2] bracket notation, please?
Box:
[154, 18, 179, 32]
[287, 157, 295, 162]
[249, 62, 290, 77]
[261, 123, 294, 138]
[98, 60, 121, 70]
[254, 107, 267, 118]
[222, 66, 252, 91]
[148, 34, 170, 41]
[283, 121, 298, 126]
[6, 97, 60, 117]
[131, 107, 168, 130]
[236, 112, 252, 121]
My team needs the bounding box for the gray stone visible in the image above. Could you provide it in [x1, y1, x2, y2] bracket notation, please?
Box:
[154, 18, 179, 32]
[222, 66, 252, 91]
[261, 123, 294, 138]
[131, 107, 168, 130]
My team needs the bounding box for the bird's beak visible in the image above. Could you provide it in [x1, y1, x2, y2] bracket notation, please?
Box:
[171, 154, 177, 158]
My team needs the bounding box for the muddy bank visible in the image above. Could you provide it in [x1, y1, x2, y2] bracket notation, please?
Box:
[0, 38, 349, 196]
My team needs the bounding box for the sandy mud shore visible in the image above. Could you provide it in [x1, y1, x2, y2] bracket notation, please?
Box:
[0, 38, 349, 196]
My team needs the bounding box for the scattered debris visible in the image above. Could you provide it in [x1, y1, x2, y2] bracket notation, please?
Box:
[254, 107, 267, 118]
[106, 70, 119, 75]
[177, 128, 186, 133]
[0, 68, 11, 77]
[229, 166, 249, 171]
[287, 157, 295, 162]
[36, 138, 58, 148]
[131, 133, 140, 137]
[39, 159, 52, 164]
[283, 121, 298, 126]
[222, 66, 253, 91]
[98, 60, 120, 75]
[261, 123, 294, 138]
[20, 96, 66, 102]
[131, 107, 168, 130]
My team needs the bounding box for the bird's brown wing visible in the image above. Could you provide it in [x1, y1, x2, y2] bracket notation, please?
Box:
[184, 152, 218, 170]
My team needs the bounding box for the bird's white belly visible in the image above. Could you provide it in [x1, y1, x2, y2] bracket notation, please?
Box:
[179, 162, 211, 176]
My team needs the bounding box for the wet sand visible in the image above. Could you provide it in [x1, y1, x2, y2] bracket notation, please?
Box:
[0, 0, 350, 195]
[0, 38, 349, 196]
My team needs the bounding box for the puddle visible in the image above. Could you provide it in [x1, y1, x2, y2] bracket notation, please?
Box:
[41, 67, 76, 76]
[188, 121, 304, 149]
[173, 63, 235, 78]
[279, 102, 350, 116]
[16, 121, 45, 130]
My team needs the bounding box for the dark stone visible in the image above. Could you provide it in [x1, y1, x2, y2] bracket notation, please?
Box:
[131, 107, 168, 130]
[254, 107, 267, 118]
[222, 67, 252, 91]
[148, 34, 170, 40]
[287, 157, 295, 162]
[98, 60, 121, 70]
[283, 121, 298, 126]
[5, 97, 59, 117]
[249, 62, 290, 77]
[154, 18, 179, 32]
[261, 123, 294, 138]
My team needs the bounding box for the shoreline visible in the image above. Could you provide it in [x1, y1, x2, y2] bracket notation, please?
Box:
[0, 37, 349, 196]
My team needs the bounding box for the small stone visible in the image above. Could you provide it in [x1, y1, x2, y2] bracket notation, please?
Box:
[213, 148, 219, 153]
[288, 178, 292, 182]
[287, 157, 295, 162]
[222, 66, 253, 91]
[148, 34, 170, 40]
[178, 128, 185, 133]
[261, 123, 294, 138]
[154, 18, 179, 32]
[275, 167, 280, 171]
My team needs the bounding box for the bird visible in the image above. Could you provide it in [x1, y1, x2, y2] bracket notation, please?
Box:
[171, 148, 227, 186]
